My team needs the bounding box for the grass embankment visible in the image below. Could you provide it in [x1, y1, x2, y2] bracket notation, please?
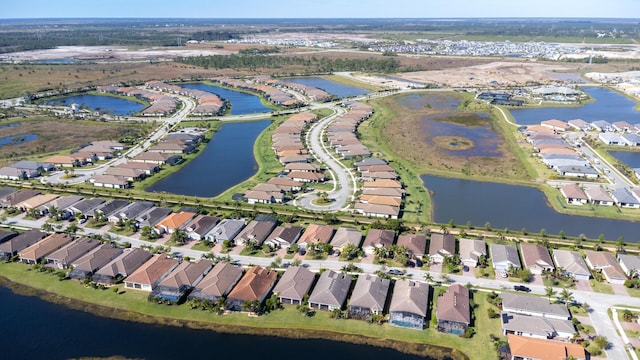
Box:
[323, 74, 384, 92]
[358, 97, 431, 223]
[0, 261, 481, 360]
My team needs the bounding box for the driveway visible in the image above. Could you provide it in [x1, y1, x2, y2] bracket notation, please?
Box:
[575, 279, 593, 292]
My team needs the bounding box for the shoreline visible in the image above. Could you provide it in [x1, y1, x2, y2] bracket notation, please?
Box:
[0, 275, 466, 360]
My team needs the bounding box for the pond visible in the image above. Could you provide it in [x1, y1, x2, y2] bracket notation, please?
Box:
[510, 87, 640, 125]
[0, 133, 38, 147]
[397, 93, 458, 110]
[0, 286, 427, 360]
[44, 94, 145, 116]
[147, 120, 271, 197]
[285, 77, 370, 98]
[181, 83, 271, 115]
[0, 122, 20, 129]
[422, 113, 501, 157]
[422, 174, 640, 241]
[609, 151, 640, 168]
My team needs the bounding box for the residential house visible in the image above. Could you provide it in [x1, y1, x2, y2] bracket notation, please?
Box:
[567, 119, 590, 131]
[396, 234, 427, 259]
[45, 237, 101, 269]
[584, 186, 614, 206]
[183, 215, 220, 241]
[154, 211, 196, 234]
[18, 233, 73, 264]
[362, 229, 395, 255]
[244, 189, 283, 205]
[490, 244, 521, 270]
[39, 195, 83, 219]
[617, 253, 640, 278]
[354, 202, 400, 219]
[501, 313, 576, 340]
[233, 215, 278, 246]
[188, 262, 242, 304]
[502, 293, 571, 320]
[107, 201, 155, 224]
[136, 207, 173, 229]
[560, 184, 588, 205]
[0, 187, 17, 204]
[308, 270, 352, 311]
[92, 248, 152, 285]
[0, 229, 47, 260]
[91, 174, 130, 189]
[67, 198, 106, 218]
[150, 259, 213, 303]
[507, 334, 586, 360]
[204, 218, 246, 244]
[330, 227, 363, 251]
[389, 280, 430, 330]
[297, 224, 335, 250]
[272, 266, 316, 305]
[611, 188, 640, 208]
[459, 238, 487, 268]
[584, 250, 627, 284]
[0, 167, 29, 180]
[348, 274, 390, 321]
[520, 243, 554, 275]
[225, 266, 278, 311]
[0, 189, 40, 208]
[264, 225, 303, 249]
[0, 229, 17, 244]
[552, 249, 591, 281]
[68, 244, 123, 280]
[428, 233, 456, 263]
[124, 255, 180, 291]
[436, 284, 471, 335]
[132, 152, 182, 165]
[591, 120, 612, 132]
[95, 199, 131, 219]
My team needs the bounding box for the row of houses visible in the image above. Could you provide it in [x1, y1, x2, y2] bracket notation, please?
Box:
[213, 77, 301, 107]
[276, 80, 332, 102]
[560, 183, 640, 208]
[145, 81, 226, 116]
[524, 124, 599, 179]
[244, 112, 322, 204]
[97, 85, 178, 117]
[0, 160, 54, 181]
[499, 292, 587, 359]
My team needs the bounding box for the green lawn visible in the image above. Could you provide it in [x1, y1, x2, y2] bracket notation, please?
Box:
[0, 261, 497, 359]
[626, 287, 640, 298]
[190, 242, 213, 252]
[590, 280, 614, 294]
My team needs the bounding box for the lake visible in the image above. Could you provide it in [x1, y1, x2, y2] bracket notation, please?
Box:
[181, 83, 271, 115]
[0, 133, 38, 147]
[44, 94, 145, 116]
[510, 87, 640, 125]
[610, 151, 640, 168]
[0, 286, 426, 360]
[422, 174, 640, 241]
[285, 77, 370, 98]
[422, 113, 501, 157]
[147, 120, 271, 197]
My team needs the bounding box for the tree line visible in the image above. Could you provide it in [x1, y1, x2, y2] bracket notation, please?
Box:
[174, 54, 401, 73]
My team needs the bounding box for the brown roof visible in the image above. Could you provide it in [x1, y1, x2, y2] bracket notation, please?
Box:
[362, 229, 395, 249]
[436, 284, 470, 325]
[560, 184, 587, 200]
[429, 233, 456, 258]
[19, 233, 73, 262]
[396, 234, 427, 256]
[125, 255, 179, 287]
[362, 180, 402, 189]
[298, 224, 335, 245]
[226, 266, 277, 302]
[520, 243, 554, 271]
[507, 334, 585, 360]
[359, 195, 402, 207]
[192, 262, 244, 298]
[157, 259, 212, 289]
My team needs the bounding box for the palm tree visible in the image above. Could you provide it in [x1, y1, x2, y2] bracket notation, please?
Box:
[545, 286, 556, 303]
[423, 272, 434, 283]
[558, 289, 574, 308]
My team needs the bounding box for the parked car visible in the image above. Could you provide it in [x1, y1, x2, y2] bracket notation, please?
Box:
[514, 285, 531, 292]
[387, 269, 404, 276]
[499, 270, 508, 278]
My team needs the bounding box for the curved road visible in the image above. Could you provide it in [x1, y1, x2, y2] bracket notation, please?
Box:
[294, 105, 359, 211]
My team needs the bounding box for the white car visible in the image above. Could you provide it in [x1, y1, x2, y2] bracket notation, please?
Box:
[499, 270, 508, 278]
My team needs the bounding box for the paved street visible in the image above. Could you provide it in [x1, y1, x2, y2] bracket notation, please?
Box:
[3, 213, 639, 359]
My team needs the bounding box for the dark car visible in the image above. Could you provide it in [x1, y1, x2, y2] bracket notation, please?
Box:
[387, 269, 404, 276]
[514, 285, 531, 292]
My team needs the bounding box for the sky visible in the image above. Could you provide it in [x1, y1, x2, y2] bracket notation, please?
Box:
[3, 0, 640, 19]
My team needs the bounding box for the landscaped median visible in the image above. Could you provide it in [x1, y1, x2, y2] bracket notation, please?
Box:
[0, 261, 505, 360]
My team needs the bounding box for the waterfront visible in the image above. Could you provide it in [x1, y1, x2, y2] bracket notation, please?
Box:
[44, 94, 145, 116]
[0, 133, 38, 147]
[510, 87, 640, 125]
[285, 77, 370, 98]
[422, 174, 640, 241]
[147, 120, 271, 197]
[0, 286, 427, 360]
[181, 83, 271, 115]
[610, 150, 640, 168]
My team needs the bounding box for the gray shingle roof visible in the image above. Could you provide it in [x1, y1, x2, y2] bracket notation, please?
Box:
[308, 270, 352, 308]
[502, 292, 571, 319]
[389, 280, 429, 317]
[348, 274, 390, 312]
[272, 266, 316, 302]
